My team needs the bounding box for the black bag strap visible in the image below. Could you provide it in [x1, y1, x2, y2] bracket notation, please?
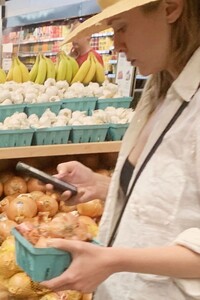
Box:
[107, 100, 189, 247]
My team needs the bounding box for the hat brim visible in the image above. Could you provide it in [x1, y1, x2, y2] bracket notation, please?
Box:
[62, 0, 158, 44]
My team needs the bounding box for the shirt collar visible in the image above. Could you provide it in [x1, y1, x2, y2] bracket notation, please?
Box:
[172, 47, 200, 102]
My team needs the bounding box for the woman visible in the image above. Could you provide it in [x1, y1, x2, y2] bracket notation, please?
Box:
[42, 1, 200, 299]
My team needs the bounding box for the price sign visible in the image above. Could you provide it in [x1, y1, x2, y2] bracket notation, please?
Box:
[115, 52, 135, 97]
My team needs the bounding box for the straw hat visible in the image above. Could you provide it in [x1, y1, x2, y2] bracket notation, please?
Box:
[63, 0, 159, 43]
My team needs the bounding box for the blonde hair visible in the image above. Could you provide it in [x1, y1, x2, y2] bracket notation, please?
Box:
[140, 0, 200, 109]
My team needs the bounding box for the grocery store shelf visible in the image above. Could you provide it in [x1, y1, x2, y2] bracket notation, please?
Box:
[4, 0, 101, 28]
[0, 142, 122, 159]
[14, 37, 64, 45]
[19, 52, 57, 57]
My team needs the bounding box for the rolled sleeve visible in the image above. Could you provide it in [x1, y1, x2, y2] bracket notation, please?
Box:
[173, 228, 200, 299]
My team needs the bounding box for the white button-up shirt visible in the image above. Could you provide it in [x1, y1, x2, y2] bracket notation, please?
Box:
[94, 48, 200, 300]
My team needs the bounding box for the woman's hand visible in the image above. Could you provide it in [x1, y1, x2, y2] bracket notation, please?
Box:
[41, 239, 113, 293]
[48, 161, 110, 205]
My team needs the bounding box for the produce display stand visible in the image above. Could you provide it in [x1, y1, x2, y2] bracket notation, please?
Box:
[0, 141, 121, 159]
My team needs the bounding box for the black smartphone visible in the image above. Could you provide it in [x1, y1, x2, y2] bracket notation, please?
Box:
[16, 161, 77, 196]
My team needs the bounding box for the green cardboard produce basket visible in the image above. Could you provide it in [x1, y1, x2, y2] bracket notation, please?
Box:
[0, 128, 34, 147]
[95, 97, 132, 110]
[12, 228, 100, 282]
[107, 123, 129, 141]
[25, 102, 62, 117]
[61, 97, 97, 115]
[12, 228, 72, 282]
[32, 126, 71, 145]
[70, 124, 109, 143]
[0, 104, 25, 122]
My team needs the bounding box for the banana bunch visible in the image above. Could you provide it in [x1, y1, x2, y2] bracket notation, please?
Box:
[6, 57, 30, 83]
[0, 68, 6, 83]
[55, 51, 79, 84]
[72, 52, 105, 85]
[29, 54, 56, 84]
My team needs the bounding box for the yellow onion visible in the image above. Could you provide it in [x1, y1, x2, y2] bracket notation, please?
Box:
[59, 200, 77, 213]
[40, 292, 60, 300]
[4, 176, 27, 196]
[0, 249, 22, 278]
[0, 171, 15, 184]
[40, 212, 77, 239]
[46, 190, 61, 201]
[40, 290, 82, 300]
[0, 277, 10, 299]
[77, 199, 104, 218]
[1, 236, 15, 252]
[64, 290, 82, 300]
[30, 190, 45, 201]
[27, 178, 46, 193]
[5, 194, 38, 223]
[82, 294, 93, 300]
[8, 272, 37, 298]
[95, 168, 110, 176]
[0, 217, 16, 243]
[78, 216, 99, 238]
[0, 194, 20, 213]
[0, 288, 10, 300]
[35, 195, 58, 217]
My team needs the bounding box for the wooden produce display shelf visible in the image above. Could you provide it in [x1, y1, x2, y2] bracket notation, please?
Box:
[0, 142, 122, 159]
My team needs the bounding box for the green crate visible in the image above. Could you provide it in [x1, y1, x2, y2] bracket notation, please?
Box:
[61, 97, 97, 114]
[107, 123, 129, 141]
[32, 126, 71, 145]
[12, 228, 100, 282]
[12, 228, 72, 282]
[95, 97, 132, 110]
[25, 102, 62, 117]
[70, 124, 109, 143]
[0, 104, 25, 122]
[0, 129, 34, 147]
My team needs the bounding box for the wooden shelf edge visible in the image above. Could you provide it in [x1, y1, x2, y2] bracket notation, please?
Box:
[0, 142, 122, 159]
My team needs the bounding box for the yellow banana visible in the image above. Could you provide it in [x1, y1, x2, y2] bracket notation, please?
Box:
[16, 57, 30, 82]
[93, 54, 105, 84]
[67, 55, 79, 79]
[12, 57, 23, 83]
[71, 55, 91, 84]
[56, 53, 67, 81]
[82, 54, 96, 85]
[0, 68, 6, 83]
[45, 57, 56, 79]
[29, 55, 40, 82]
[55, 55, 60, 78]
[61, 53, 73, 83]
[6, 59, 14, 81]
[35, 55, 47, 84]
